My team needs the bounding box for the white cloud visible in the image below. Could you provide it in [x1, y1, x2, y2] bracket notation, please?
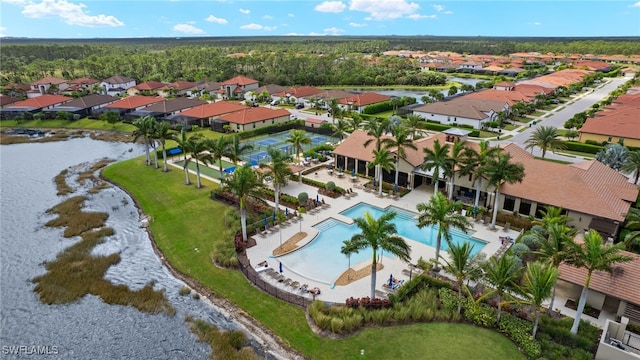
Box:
[433, 4, 444, 12]
[205, 15, 228, 24]
[0, 26, 6, 37]
[315, 1, 346, 13]
[22, 0, 124, 27]
[173, 23, 205, 34]
[239, 8, 250, 14]
[349, 0, 420, 20]
[288, 13, 295, 17]
[263, 15, 273, 20]
[324, 26, 344, 35]
[349, 22, 367, 27]
[407, 14, 436, 20]
[444, 10, 453, 15]
[1, 0, 26, 4]
[530, 21, 542, 26]
[240, 23, 276, 31]
[630, 1, 640, 7]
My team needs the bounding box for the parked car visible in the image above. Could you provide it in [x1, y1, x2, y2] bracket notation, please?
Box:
[295, 103, 304, 109]
[270, 99, 279, 106]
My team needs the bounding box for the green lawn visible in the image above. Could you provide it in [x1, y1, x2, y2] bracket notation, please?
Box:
[1, 118, 137, 132]
[102, 158, 526, 360]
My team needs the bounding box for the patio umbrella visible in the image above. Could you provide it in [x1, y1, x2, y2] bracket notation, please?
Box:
[272, 212, 276, 223]
[263, 215, 267, 229]
[316, 194, 319, 203]
[388, 274, 393, 286]
[279, 262, 283, 274]
[285, 208, 289, 217]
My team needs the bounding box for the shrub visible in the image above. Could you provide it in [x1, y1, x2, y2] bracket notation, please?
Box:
[325, 181, 336, 191]
[498, 312, 541, 358]
[564, 141, 603, 154]
[179, 286, 191, 296]
[511, 243, 530, 258]
[530, 225, 547, 238]
[521, 234, 541, 251]
[438, 288, 458, 314]
[297, 192, 308, 204]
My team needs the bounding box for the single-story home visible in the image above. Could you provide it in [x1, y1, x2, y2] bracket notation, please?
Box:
[1, 94, 72, 119]
[339, 92, 392, 113]
[411, 97, 508, 129]
[100, 95, 164, 117]
[126, 98, 206, 121]
[215, 107, 292, 132]
[44, 94, 119, 118]
[170, 101, 248, 128]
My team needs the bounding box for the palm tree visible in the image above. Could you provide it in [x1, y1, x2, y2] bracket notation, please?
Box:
[441, 241, 476, 314]
[367, 147, 395, 197]
[385, 124, 417, 194]
[227, 135, 254, 166]
[565, 230, 632, 334]
[621, 150, 640, 184]
[259, 147, 293, 213]
[286, 129, 311, 163]
[623, 208, 640, 249]
[518, 261, 558, 338]
[223, 164, 263, 242]
[185, 134, 213, 189]
[403, 114, 423, 139]
[479, 152, 525, 230]
[534, 223, 575, 311]
[174, 129, 193, 185]
[416, 192, 472, 270]
[153, 121, 175, 172]
[524, 126, 566, 159]
[364, 117, 391, 184]
[132, 115, 156, 166]
[534, 205, 570, 229]
[480, 255, 520, 323]
[348, 211, 411, 299]
[341, 238, 359, 281]
[348, 113, 367, 131]
[206, 136, 230, 181]
[328, 98, 341, 124]
[331, 118, 351, 142]
[446, 140, 467, 200]
[421, 139, 452, 195]
[458, 141, 501, 210]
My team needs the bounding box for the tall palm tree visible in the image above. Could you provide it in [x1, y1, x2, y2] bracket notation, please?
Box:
[480, 255, 521, 323]
[173, 128, 193, 185]
[416, 192, 472, 270]
[518, 261, 558, 338]
[479, 152, 525, 230]
[621, 150, 640, 184]
[205, 135, 230, 181]
[364, 117, 391, 184]
[441, 241, 476, 314]
[132, 115, 156, 166]
[286, 129, 311, 163]
[421, 139, 452, 195]
[259, 147, 293, 213]
[458, 141, 501, 210]
[623, 208, 640, 250]
[534, 223, 576, 311]
[348, 211, 411, 299]
[403, 114, 423, 139]
[446, 140, 467, 200]
[348, 113, 367, 131]
[534, 205, 570, 229]
[385, 124, 417, 194]
[328, 98, 341, 124]
[341, 238, 359, 281]
[524, 126, 566, 159]
[185, 134, 213, 189]
[565, 230, 632, 334]
[367, 147, 395, 197]
[223, 164, 263, 242]
[227, 135, 254, 166]
[153, 121, 175, 172]
[331, 118, 351, 142]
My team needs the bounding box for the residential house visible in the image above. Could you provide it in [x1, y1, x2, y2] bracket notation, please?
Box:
[621, 68, 637, 78]
[216, 107, 291, 132]
[304, 117, 327, 128]
[126, 98, 206, 121]
[1, 94, 71, 119]
[272, 86, 324, 106]
[171, 101, 248, 129]
[219, 75, 259, 100]
[64, 77, 100, 95]
[194, 81, 222, 98]
[458, 61, 484, 72]
[0, 96, 21, 109]
[100, 75, 136, 96]
[1, 83, 30, 98]
[158, 81, 197, 98]
[100, 95, 164, 117]
[412, 97, 508, 129]
[578, 104, 640, 148]
[28, 77, 69, 98]
[251, 84, 288, 101]
[595, 318, 640, 359]
[519, 69, 592, 90]
[127, 81, 166, 97]
[44, 94, 119, 118]
[339, 92, 392, 113]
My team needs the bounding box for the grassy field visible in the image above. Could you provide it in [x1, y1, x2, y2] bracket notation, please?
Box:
[0, 118, 137, 132]
[102, 157, 525, 360]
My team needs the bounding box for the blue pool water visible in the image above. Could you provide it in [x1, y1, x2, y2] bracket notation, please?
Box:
[278, 202, 486, 284]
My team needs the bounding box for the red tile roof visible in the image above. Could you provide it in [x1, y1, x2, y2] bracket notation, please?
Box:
[559, 250, 640, 306]
[133, 81, 166, 91]
[221, 75, 258, 86]
[70, 77, 99, 85]
[579, 105, 640, 140]
[218, 107, 291, 125]
[104, 95, 164, 109]
[273, 86, 324, 98]
[2, 83, 30, 91]
[7, 94, 71, 109]
[160, 81, 197, 91]
[0, 96, 21, 107]
[178, 101, 247, 119]
[31, 77, 67, 86]
[102, 75, 135, 84]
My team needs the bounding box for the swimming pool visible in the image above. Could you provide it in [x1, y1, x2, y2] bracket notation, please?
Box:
[278, 202, 486, 284]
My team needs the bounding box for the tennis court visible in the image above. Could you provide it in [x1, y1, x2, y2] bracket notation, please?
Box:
[240, 130, 338, 164]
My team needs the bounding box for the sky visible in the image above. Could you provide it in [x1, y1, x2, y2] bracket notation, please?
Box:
[0, 0, 639, 39]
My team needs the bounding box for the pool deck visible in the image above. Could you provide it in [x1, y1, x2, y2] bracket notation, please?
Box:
[245, 166, 521, 304]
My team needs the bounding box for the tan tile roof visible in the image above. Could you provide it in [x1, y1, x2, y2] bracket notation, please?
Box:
[104, 95, 164, 109]
[519, 69, 592, 89]
[501, 143, 637, 221]
[340, 92, 391, 107]
[31, 76, 67, 86]
[332, 130, 381, 162]
[178, 101, 247, 119]
[579, 106, 640, 140]
[142, 98, 206, 114]
[465, 89, 531, 106]
[69, 77, 99, 85]
[218, 107, 291, 125]
[314, 89, 353, 101]
[102, 75, 135, 84]
[7, 94, 71, 108]
[273, 86, 324, 98]
[414, 97, 507, 120]
[0, 96, 21, 107]
[160, 81, 197, 91]
[133, 81, 166, 91]
[559, 251, 640, 306]
[221, 75, 258, 86]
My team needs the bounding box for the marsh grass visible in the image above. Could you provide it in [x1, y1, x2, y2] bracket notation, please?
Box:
[77, 158, 114, 185]
[187, 317, 259, 360]
[54, 169, 74, 196]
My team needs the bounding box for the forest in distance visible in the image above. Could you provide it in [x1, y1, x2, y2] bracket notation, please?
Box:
[1, 36, 639, 88]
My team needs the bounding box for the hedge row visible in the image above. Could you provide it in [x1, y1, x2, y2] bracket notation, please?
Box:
[419, 122, 480, 137]
[563, 141, 603, 154]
